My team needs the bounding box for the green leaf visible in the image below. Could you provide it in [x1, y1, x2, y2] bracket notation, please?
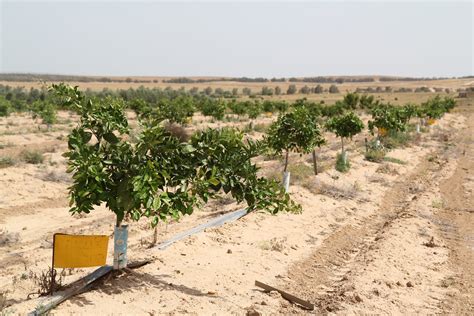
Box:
[103, 132, 119, 144]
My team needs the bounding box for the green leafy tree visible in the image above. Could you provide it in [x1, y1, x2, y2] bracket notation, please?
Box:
[400, 103, 418, 123]
[30, 100, 57, 128]
[421, 96, 456, 119]
[326, 111, 364, 166]
[274, 100, 289, 113]
[214, 88, 224, 96]
[52, 84, 301, 231]
[266, 107, 323, 173]
[343, 92, 360, 109]
[261, 86, 274, 96]
[367, 104, 407, 137]
[199, 98, 226, 120]
[329, 85, 340, 94]
[299, 85, 311, 94]
[262, 100, 275, 113]
[359, 94, 375, 109]
[228, 100, 247, 116]
[0, 96, 12, 117]
[128, 98, 150, 116]
[314, 85, 324, 94]
[246, 101, 262, 120]
[157, 96, 195, 125]
[287, 84, 297, 95]
[204, 87, 213, 96]
[321, 102, 345, 117]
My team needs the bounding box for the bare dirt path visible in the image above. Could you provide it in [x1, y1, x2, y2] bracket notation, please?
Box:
[279, 105, 473, 314]
[438, 104, 474, 314]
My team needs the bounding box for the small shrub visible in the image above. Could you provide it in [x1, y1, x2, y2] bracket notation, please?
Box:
[303, 181, 358, 199]
[365, 148, 386, 163]
[431, 199, 444, 209]
[0, 291, 8, 310]
[376, 163, 400, 175]
[335, 153, 350, 173]
[0, 230, 20, 246]
[383, 156, 406, 165]
[0, 156, 15, 168]
[382, 130, 411, 148]
[31, 268, 64, 296]
[21, 150, 44, 164]
[252, 123, 269, 133]
[329, 84, 340, 93]
[39, 170, 71, 183]
[287, 164, 313, 184]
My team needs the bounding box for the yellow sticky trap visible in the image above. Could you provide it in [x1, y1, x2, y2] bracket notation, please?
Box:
[53, 234, 109, 268]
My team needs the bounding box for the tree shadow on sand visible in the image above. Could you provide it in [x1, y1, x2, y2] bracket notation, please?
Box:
[83, 268, 213, 299]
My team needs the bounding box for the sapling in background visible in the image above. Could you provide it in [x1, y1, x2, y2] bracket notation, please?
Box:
[266, 106, 323, 191]
[325, 111, 364, 172]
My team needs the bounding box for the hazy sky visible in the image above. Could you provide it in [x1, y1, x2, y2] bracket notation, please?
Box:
[1, 1, 472, 77]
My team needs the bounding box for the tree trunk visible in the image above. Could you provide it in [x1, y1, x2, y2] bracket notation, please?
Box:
[152, 226, 158, 246]
[312, 149, 318, 175]
[341, 138, 348, 165]
[283, 150, 289, 172]
[113, 217, 128, 270]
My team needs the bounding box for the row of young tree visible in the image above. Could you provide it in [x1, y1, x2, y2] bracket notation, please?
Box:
[264, 94, 456, 186]
[37, 84, 455, 270]
[51, 84, 302, 269]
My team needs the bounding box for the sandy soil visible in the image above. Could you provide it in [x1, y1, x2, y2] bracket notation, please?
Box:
[1, 99, 473, 315]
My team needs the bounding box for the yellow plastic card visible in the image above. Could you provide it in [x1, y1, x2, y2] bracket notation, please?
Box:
[53, 234, 109, 268]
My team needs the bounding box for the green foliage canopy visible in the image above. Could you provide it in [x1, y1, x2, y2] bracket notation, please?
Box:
[52, 84, 301, 227]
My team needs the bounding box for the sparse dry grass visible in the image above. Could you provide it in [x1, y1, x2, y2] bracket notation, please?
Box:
[0, 290, 8, 311]
[303, 180, 360, 199]
[20, 150, 44, 164]
[38, 170, 71, 183]
[30, 268, 64, 297]
[0, 229, 20, 246]
[376, 163, 400, 175]
[0, 156, 15, 168]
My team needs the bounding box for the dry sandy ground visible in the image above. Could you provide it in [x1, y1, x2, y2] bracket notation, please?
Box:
[1, 100, 473, 315]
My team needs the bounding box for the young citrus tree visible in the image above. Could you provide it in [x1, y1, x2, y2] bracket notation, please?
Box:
[198, 98, 226, 121]
[52, 84, 300, 269]
[0, 96, 12, 117]
[325, 111, 364, 171]
[266, 107, 323, 190]
[359, 94, 375, 109]
[342, 92, 360, 110]
[422, 96, 455, 121]
[30, 100, 57, 129]
[157, 96, 195, 125]
[367, 103, 407, 138]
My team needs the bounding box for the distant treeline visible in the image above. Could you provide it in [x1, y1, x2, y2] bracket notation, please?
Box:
[0, 73, 155, 84]
[1, 73, 472, 84]
[288, 77, 376, 83]
[162, 77, 284, 83]
[379, 76, 457, 82]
